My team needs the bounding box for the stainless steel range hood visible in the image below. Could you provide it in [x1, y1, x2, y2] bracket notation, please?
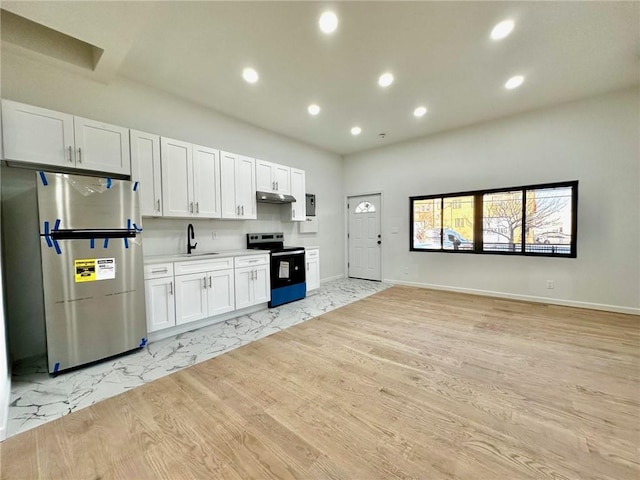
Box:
[256, 191, 297, 204]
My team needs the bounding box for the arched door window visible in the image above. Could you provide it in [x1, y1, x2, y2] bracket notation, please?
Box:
[354, 201, 376, 213]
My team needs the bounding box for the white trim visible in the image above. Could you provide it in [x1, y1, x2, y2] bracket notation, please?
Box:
[385, 279, 640, 316]
[148, 303, 267, 343]
[321, 273, 344, 284]
[0, 375, 10, 441]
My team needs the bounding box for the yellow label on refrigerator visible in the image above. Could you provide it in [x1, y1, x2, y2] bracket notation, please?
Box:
[75, 259, 96, 283]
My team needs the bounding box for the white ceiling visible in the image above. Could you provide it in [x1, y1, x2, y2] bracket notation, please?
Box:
[2, 1, 639, 155]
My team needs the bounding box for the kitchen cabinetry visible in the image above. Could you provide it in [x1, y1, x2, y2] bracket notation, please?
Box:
[161, 137, 221, 218]
[234, 254, 270, 309]
[130, 130, 162, 216]
[143, 263, 176, 333]
[1, 99, 131, 175]
[174, 257, 235, 325]
[220, 151, 256, 219]
[282, 167, 306, 222]
[256, 159, 291, 194]
[306, 249, 320, 293]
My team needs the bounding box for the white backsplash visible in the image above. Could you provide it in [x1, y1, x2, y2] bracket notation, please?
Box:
[141, 203, 315, 256]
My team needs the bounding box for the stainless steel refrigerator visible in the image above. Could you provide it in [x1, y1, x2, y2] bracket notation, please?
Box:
[35, 172, 147, 373]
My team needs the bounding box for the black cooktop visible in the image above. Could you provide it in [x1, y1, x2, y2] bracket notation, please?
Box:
[246, 233, 304, 253]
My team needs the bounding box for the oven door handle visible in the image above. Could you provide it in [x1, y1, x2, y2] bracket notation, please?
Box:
[271, 250, 305, 257]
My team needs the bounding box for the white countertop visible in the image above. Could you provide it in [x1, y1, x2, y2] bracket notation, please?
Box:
[306, 246, 320, 250]
[144, 249, 267, 264]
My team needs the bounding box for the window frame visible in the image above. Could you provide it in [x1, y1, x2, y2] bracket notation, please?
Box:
[410, 180, 578, 258]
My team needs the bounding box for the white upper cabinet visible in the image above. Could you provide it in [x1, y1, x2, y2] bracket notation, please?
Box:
[1, 100, 131, 175]
[192, 145, 222, 218]
[130, 130, 162, 216]
[160, 137, 221, 219]
[73, 117, 131, 175]
[256, 159, 291, 194]
[161, 137, 193, 217]
[220, 151, 256, 219]
[283, 167, 306, 222]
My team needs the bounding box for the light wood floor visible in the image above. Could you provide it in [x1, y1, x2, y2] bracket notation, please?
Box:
[2, 286, 639, 479]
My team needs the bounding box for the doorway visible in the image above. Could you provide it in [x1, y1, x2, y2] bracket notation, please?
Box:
[347, 193, 382, 281]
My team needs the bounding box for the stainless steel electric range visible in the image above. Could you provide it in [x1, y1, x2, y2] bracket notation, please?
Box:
[247, 233, 306, 307]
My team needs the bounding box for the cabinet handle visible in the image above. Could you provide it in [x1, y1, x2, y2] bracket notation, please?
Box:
[77, 147, 82, 163]
[156, 199, 161, 212]
[190, 202, 194, 214]
[272, 181, 275, 190]
[293, 209, 295, 218]
[276, 181, 279, 190]
[196, 202, 200, 214]
[208, 276, 212, 288]
[307, 262, 309, 271]
[237, 205, 240, 215]
[152, 268, 168, 274]
[241, 205, 244, 215]
[68, 146, 73, 163]
[169, 281, 173, 295]
[203, 276, 207, 289]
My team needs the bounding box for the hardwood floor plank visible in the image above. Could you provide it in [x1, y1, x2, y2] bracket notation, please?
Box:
[1, 286, 638, 479]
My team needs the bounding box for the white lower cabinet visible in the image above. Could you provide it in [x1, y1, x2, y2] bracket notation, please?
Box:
[306, 249, 320, 292]
[143, 263, 176, 333]
[234, 254, 270, 309]
[174, 257, 235, 325]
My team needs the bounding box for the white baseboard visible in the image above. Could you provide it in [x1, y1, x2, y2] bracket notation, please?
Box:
[148, 303, 267, 343]
[321, 274, 344, 284]
[385, 279, 640, 316]
[0, 375, 10, 441]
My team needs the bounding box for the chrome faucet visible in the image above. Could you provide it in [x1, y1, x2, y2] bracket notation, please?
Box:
[187, 223, 197, 254]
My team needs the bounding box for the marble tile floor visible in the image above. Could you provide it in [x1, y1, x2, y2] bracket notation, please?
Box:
[7, 277, 389, 439]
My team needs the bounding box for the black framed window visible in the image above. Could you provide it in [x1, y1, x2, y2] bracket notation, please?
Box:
[410, 180, 578, 258]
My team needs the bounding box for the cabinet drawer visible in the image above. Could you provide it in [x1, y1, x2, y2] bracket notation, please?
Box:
[175, 257, 234, 275]
[306, 249, 319, 259]
[144, 263, 174, 279]
[234, 254, 269, 268]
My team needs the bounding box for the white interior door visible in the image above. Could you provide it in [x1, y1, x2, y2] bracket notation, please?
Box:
[348, 194, 381, 281]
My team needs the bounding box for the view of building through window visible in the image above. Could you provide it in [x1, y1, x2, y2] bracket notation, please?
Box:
[410, 181, 577, 257]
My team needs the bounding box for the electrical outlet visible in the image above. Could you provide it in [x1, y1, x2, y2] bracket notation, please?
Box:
[546, 280, 555, 289]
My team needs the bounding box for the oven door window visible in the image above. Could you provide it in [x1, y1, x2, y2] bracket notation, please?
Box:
[271, 254, 306, 289]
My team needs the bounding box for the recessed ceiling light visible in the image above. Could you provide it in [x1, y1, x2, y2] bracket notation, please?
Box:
[491, 19, 515, 40]
[319, 11, 338, 34]
[242, 67, 259, 84]
[351, 126, 362, 136]
[414, 106, 427, 117]
[308, 104, 320, 115]
[378, 72, 394, 87]
[505, 75, 524, 89]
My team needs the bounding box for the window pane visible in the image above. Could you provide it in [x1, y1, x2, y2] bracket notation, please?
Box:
[355, 201, 376, 213]
[413, 198, 441, 249]
[443, 196, 474, 250]
[483, 190, 523, 252]
[525, 186, 573, 255]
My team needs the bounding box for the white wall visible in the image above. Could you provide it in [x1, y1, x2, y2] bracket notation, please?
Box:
[344, 88, 640, 314]
[1, 50, 345, 280]
[0, 165, 9, 440]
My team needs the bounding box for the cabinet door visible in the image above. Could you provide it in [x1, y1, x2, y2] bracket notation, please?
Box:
[253, 264, 271, 305]
[255, 159, 274, 193]
[161, 137, 193, 217]
[175, 273, 208, 325]
[220, 150, 239, 219]
[273, 164, 291, 194]
[208, 269, 235, 316]
[144, 277, 176, 332]
[234, 266, 254, 309]
[1, 99, 75, 167]
[131, 130, 162, 216]
[73, 116, 131, 175]
[235, 154, 256, 219]
[306, 250, 320, 291]
[192, 145, 221, 218]
[289, 168, 306, 221]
